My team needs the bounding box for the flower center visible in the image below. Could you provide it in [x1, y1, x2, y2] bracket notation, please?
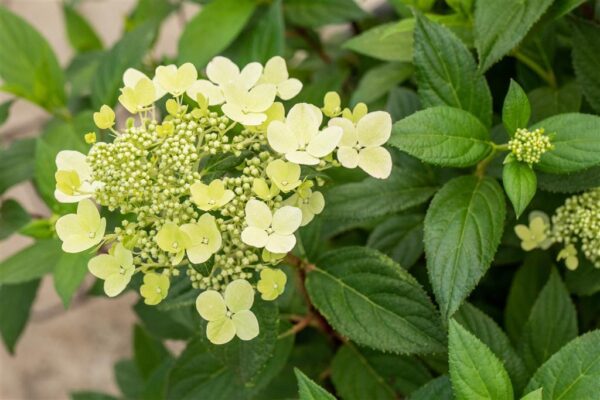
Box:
[281, 180, 288, 186]
[172, 241, 179, 249]
[208, 199, 216, 205]
[201, 237, 209, 245]
[226, 311, 232, 318]
[88, 232, 96, 239]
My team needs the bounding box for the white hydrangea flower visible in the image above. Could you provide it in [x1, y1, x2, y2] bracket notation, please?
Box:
[267, 103, 343, 165]
[284, 189, 325, 226]
[329, 111, 392, 179]
[258, 56, 302, 100]
[54, 150, 102, 203]
[154, 63, 197, 96]
[122, 68, 165, 101]
[241, 199, 302, 253]
[221, 82, 277, 126]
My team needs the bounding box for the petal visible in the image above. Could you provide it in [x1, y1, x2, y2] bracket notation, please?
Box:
[55, 150, 91, 177]
[267, 121, 298, 154]
[222, 103, 266, 125]
[186, 244, 213, 264]
[286, 103, 321, 146]
[309, 191, 325, 214]
[123, 68, 147, 87]
[514, 225, 532, 241]
[357, 111, 392, 147]
[54, 189, 91, 203]
[246, 84, 277, 112]
[521, 240, 537, 251]
[207, 318, 236, 345]
[244, 199, 272, 230]
[252, 178, 272, 200]
[88, 254, 119, 280]
[186, 80, 224, 105]
[306, 126, 343, 158]
[337, 147, 359, 168]
[206, 56, 240, 85]
[232, 310, 259, 341]
[77, 199, 101, 231]
[262, 56, 288, 83]
[358, 146, 392, 179]
[277, 79, 302, 100]
[266, 233, 296, 254]
[196, 290, 227, 321]
[178, 63, 198, 90]
[114, 243, 133, 267]
[272, 206, 302, 235]
[104, 274, 130, 297]
[241, 226, 269, 248]
[285, 151, 320, 166]
[529, 217, 547, 236]
[55, 213, 83, 241]
[529, 211, 550, 226]
[225, 279, 255, 312]
[240, 62, 263, 88]
[329, 117, 358, 147]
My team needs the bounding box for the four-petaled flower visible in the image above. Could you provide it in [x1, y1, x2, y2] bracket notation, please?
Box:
[180, 214, 222, 264]
[93, 105, 115, 130]
[514, 211, 553, 251]
[266, 159, 301, 193]
[284, 188, 325, 226]
[56, 199, 106, 253]
[196, 279, 259, 345]
[241, 199, 302, 253]
[54, 150, 99, 203]
[329, 111, 393, 179]
[88, 243, 134, 297]
[154, 63, 197, 97]
[118, 76, 156, 114]
[257, 56, 302, 100]
[122, 68, 165, 101]
[267, 103, 342, 165]
[557, 244, 579, 270]
[156, 222, 192, 264]
[257, 268, 287, 301]
[140, 273, 170, 305]
[190, 179, 234, 211]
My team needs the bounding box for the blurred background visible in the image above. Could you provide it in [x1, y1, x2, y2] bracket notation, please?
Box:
[0, 0, 380, 398]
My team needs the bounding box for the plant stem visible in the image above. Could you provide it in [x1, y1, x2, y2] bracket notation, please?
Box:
[475, 143, 510, 177]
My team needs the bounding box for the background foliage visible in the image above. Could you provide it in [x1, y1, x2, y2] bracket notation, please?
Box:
[1, 0, 600, 399]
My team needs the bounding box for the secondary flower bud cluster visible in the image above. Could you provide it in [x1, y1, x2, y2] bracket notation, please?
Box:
[51, 56, 393, 345]
[507, 128, 553, 165]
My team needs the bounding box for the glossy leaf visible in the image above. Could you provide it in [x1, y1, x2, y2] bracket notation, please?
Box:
[503, 80, 531, 135]
[295, 368, 336, 400]
[503, 161, 537, 218]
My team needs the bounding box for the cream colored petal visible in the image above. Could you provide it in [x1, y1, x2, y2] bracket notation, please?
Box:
[266, 233, 296, 254]
[306, 126, 343, 158]
[207, 317, 236, 345]
[56, 150, 92, 181]
[529, 211, 550, 226]
[309, 191, 325, 214]
[54, 190, 91, 203]
[299, 205, 314, 226]
[514, 225, 532, 241]
[77, 199, 101, 232]
[88, 254, 119, 280]
[224, 279, 255, 312]
[357, 111, 392, 147]
[114, 243, 133, 267]
[232, 310, 259, 341]
[241, 226, 269, 249]
[123, 68, 147, 87]
[55, 214, 83, 241]
[336, 146, 359, 168]
[329, 117, 358, 147]
[206, 56, 240, 85]
[178, 63, 198, 90]
[358, 146, 392, 179]
[267, 120, 298, 154]
[222, 103, 266, 125]
[186, 244, 213, 264]
[262, 56, 288, 83]
[286, 103, 321, 146]
[272, 206, 302, 235]
[244, 199, 272, 229]
[521, 240, 537, 251]
[186, 80, 224, 105]
[104, 274, 130, 297]
[566, 256, 579, 270]
[196, 290, 227, 321]
[240, 62, 263, 88]
[277, 79, 302, 100]
[529, 217, 547, 237]
[246, 84, 277, 112]
[285, 151, 320, 165]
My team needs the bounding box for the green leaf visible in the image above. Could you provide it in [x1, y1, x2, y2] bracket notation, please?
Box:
[503, 161, 537, 218]
[424, 176, 506, 318]
[295, 368, 336, 400]
[0, 6, 66, 111]
[572, 19, 600, 114]
[115, 359, 145, 399]
[410, 376, 453, 400]
[504, 253, 552, 342]
[0, 99, 13, 126]
[343, 20, 414, 62]
[331, 344, 432, 399]
[323, 167, 437, 221]
[520, 388, 543, 400]
[0, 240, 62, 284]
[134, 300, 195, 340]
[390, 106, 493, 167]
[284, 0, 365, 28]
[386, 87, 421, 121]
[133, 324, 171, 379]
[91, 23, 155, 108]
[126, 0, 176, 30]
[525, 330, 600, 399]
[528, 83, 582, 124]
[503, 80, 531, 135]
[0, 279, 40, 353]
[351, 62, 413, 105]
[449, 319, 514, 400]
[474, 0, 554, 71]
[70, 391, 119, 400]
[518, 270, 578, 374]
[0, 138, 36, 195]
[53, 251, 91, 308]
[178, 0, 256, 68]
[536, 166, 600, 194]
[532, 113, 600, 174]
[0, 199, 30, 240]
[414, 13, 492, 127]
[566, 258, 600, 296]
[455, 303, 528, 393]
[367, 213, 424, 269]
[63, 4, 103, 53]
[306, 247, 446, 354]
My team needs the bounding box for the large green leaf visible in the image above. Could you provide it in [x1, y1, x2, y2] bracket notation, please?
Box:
[178, 0, 256, 68]
[503, 161, 537, 218]
[565, 259, 600, 297]
[390, 106, 493, 167]
[414, 13, 492, 127]
[343, 20, 414, 62]
[284, 0, 365, 28]
[351, 63, 413, 105]
[133, 324, 171, 379]
[0, 279, 40, 353]
[91, 23, 155, 108]
[63, 4, 103, 53]
[571, 19, 600, 114]
[306, 247, 446, 354]
[367, 213, 424, 269]
[449, 319, 514, 400]
[474, 0, 554, 71]
[532, 113, 600, 174]
[0, 199, 30, 240]
[525, 330, 600, 399]
[331, 344, 432, 399]
[528, 83, 582, 124]
[0, 6, 65, 111]
[0, 138, 36, 195]
[386, 87, 421, 121]
[536, 166, 600, 194]
[0, 240, 62, 284]
[410, 376, 453, 400]
[295, 368, 335, 400]
[53, 251, 91, 308]
[424, 176, 506, 318]
[518, 270, 578, 375]
[323, 167, 437, 221]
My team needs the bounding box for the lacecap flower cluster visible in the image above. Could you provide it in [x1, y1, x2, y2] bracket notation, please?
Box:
[53, 56, 393, 345]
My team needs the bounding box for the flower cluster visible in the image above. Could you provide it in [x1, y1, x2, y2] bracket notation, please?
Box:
[52, 56, 393, 345]
[514, 188, 600, 270]
[507, 128, 553, 165]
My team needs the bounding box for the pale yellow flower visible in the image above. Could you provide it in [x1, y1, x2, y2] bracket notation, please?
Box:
[265, 159, 302, 193]
[557, 244, 579, 270]
[257, 56, 302, 100]
[257, 268, 287, 301]
[55, 199, 106, 253]
[180, 214, 222, 264]
[140, 273, 170, 305]
[514, 211, 553, 251]
[155, 63, 197, 96]
[122, 68, 165, 101]
[241, 199, 302, 253]
[93, 105, 115, 129]
[88, 243, 133, 297]
[190, 179, 234, 211]
[54, 150, 99, 203]
[118, 76, 156, 114]
[284, 189, 325, 226]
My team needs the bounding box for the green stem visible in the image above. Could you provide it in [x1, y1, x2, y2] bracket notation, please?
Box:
[475, 143, 510, 178]
[512, 50, 557, 88]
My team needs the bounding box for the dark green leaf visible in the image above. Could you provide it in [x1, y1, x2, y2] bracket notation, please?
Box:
[53, 251, 91, 308]
[503, 161, 537, 218]
[343, 20, 414, 62]
[306, 247, 446, 354]
[566, 258, 600, 296]
[390, 106, 493, 167]
[284, 0, 365, 28]
[70, 391, 118, 400]
[0, 138, 36, 195]
[295, 368, 336, 400]
[0, 6, 66, 111]
[0, 199, 30, 240]
[424, 176, 506, 318]
[386, 87, 421, 121]
[0, 279, 40, 353]
[528, 83, 582, 124]
[571, 19, 600, 114]
[133, 324, 171, 379]
[63, 4, 103, 53]
[115, 359, 145, 399]
[414, 13, 492, 127]
[178, 0, 257, 68]
[351, 62, 413, 105]
[367, 213, 424, 269]
[409, 375, 453, 400]
[0, 240, 62, 284]
[503, 80, 531, 135]
[536, 166, 600, 193]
